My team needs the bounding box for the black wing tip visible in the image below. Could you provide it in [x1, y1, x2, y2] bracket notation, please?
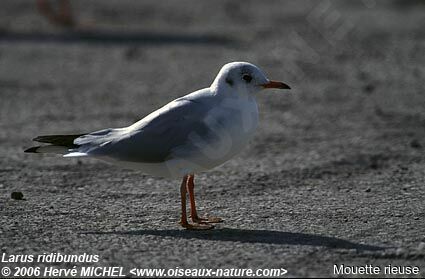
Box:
[33, 136, 44, 143]
[24, 146, 40, 153]
[33, 135, 50, 142]
[32, 134, 85, 146]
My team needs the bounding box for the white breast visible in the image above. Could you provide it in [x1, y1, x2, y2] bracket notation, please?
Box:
[165, 95, 259, 176]
[215, 95, 259, 156]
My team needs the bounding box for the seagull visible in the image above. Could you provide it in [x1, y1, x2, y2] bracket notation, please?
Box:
[25, 62, 291, 230]
[36, 0, 75, 28]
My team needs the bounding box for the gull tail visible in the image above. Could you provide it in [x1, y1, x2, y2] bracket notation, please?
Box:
[24, 134, 86, 155]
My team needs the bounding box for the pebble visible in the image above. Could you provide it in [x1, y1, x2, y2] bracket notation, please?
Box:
[11, 192, 24, 200]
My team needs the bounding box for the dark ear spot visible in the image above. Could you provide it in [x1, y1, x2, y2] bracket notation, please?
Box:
[225, 77, 234, 86]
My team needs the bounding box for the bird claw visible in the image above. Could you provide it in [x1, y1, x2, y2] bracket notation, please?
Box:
[180, 222, 214, 230]
[191, 216, 223, 224]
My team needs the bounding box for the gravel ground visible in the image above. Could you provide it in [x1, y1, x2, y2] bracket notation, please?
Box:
[0, 0, 424, 277]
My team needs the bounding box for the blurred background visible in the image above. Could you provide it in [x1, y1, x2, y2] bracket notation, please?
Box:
[0, 0, 424, 277]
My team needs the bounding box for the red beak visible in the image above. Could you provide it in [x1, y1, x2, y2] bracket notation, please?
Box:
[262, 80, 291, 90]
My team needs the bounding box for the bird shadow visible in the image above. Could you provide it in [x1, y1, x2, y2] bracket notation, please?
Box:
[83, 228, 384, 251]
[0, 29, 235, 46]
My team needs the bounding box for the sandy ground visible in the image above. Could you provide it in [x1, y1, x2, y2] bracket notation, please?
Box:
[0, 0, 424, 277]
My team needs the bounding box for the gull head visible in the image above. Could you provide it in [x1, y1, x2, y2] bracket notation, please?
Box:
[211, 62, 290, 95]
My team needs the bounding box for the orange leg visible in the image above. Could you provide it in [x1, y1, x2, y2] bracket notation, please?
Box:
[187, 174, 223, 224]
[179, 175, 190, 227]
[179, 175, 213, 230]
[187, 174, 201, 222]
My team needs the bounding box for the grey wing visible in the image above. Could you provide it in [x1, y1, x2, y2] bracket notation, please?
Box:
[84, 99, 218, 163]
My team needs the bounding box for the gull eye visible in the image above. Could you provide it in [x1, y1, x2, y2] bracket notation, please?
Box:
[242, 74, 252, 83]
